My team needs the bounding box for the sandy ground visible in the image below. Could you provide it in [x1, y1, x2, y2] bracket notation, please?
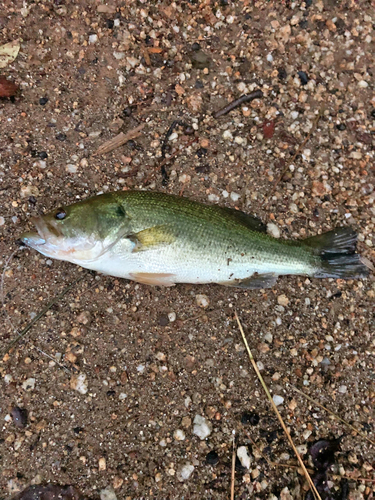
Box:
[1, 0, 375, 499]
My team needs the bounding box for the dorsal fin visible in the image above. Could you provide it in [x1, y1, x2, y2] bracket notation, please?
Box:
[216, 206, 266, 233]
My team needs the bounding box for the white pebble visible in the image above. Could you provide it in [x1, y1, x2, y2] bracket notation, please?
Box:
[272, 395, 284, 406]
[174, 429, 186, 441]
[338, 385, 347, 394]
[264, 332, 273, 343]
[4, 374, 13, 383]
[22, 377, 36, 391]
[89, 34, 98, 44]
[137, 364, 145, 373]
[196, 294, 209, 309]
[168, 132, 178, 141]
[222, 130, 233, 140]
[267, 222, 281, 239]
[66, 164, 77, 173]
[256, 361, 264, 371]
[100, 486, 117, 500]
[0, 217, 4, 226]
[230, 192, 240, 202]
[266, 53, 273, 62]
[119, 393, 127, 400]
[358, 80, 368, 88]
[208, 193, 219, 202]
[193, 415, 212, 440]
[237, 446, 252, 469]
[296, 444, 308, 455]
[113, 51, 125, 60]
[168, 312, 176, 322]
[291, 111, 299, 120]
[178, 464, 195, 481]
[70, 373, 88, 394]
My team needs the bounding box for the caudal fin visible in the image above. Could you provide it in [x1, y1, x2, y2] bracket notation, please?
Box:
[303, 227, 369, 279]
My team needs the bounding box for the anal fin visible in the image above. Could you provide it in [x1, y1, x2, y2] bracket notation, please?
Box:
[129, 272, 176, 287]
[218, 273, 278, 289]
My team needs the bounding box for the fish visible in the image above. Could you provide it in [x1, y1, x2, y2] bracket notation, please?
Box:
[19, 190, 369, 288]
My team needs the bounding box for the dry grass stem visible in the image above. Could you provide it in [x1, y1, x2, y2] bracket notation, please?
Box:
[235, 311, 322, 500]
[290, 385, 375, 447]
[231, 430, 236, 500]
[93, 123, 145, 156]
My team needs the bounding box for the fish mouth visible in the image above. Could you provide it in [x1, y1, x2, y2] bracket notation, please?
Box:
[19, 216, 62, 248]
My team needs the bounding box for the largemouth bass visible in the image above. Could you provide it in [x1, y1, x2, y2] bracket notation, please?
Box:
[19, 191, 368, 288]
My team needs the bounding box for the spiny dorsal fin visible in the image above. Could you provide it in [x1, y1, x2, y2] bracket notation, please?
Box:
[216, 206, 266, 233]
[129, 225, 176, 252]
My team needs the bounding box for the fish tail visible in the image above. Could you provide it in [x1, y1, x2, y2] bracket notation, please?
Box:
[303, 227, 369, 279]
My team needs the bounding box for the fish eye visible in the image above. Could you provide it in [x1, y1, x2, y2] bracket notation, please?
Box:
[55, 208, 67, 220]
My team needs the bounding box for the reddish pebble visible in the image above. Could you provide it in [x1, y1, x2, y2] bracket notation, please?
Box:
[263, 120, 275, 139]
[0, 76, 18, 98]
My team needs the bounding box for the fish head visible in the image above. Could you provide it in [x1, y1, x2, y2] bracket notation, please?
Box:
[19, 195, 131, 264]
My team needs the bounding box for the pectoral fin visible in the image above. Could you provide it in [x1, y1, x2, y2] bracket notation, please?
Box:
[218, 273, 278, 289]
[130, 272, 176, 286]
[128, 225, 176, 253]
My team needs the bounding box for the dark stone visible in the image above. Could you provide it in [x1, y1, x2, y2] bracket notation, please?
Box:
[206, 450, 219, 466]
[11, 407, 28, 428]
[336, 123, 346, 131]
[158, 314, 169, 326]
[39, 151, 48, 159]
[106, 19, 114, 29]
[196, 148, 208, 158]
[39, 97, 49, 105]
[278, 67, 287, 80]
[241, 411, 260, 426]
[56, 133, 67, 141]
[195, 79, 204, 89]
[297, 71, 309, 85]
[195, 164, 210, 174]
[191, 42, 201, 51]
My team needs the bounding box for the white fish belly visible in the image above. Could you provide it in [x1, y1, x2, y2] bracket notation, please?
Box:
[82, 242, 313, 284]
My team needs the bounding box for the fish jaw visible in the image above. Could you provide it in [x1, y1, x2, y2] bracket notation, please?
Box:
[19, 216, 105, 263]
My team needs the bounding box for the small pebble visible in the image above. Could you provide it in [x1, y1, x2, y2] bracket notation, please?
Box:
[206, 450, 219, 465]
[272, 395, 284, 406]
[22, 378, 36, 391]
[237, 446, 252, 469]
[39, 97, 48, 105]
[267, 223, 281, 239]
[277, 294, 289, 306]
[70, 373, 88, 394]
[100, 486, 117, 500]
[193, 415, 212, 440]
[89, 34, 98, 44]
[10, 407, 28, 428]
[177, 464, 194, 481]
[196, 294, 209, 309]
[222, 130, 233, 141]
[168, 312, 176, 322]
[241, 411, 260, 426]
[297, 71, 309, 85]
[174, 429, 186, 441]
[338, 385, 347, 394]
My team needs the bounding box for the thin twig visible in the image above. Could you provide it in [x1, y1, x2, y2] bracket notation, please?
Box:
[231, 430, 236, 500]
[290, 385, 375, 447]
[268, 109, 323, 197]
[93, 123, 145, 156]
[213, 90, 263, 118]
[1, 275, 86, 359]
[235, 312, 322, 500]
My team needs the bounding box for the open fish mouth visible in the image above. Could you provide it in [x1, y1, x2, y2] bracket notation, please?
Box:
[19, 216, 62, 248]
